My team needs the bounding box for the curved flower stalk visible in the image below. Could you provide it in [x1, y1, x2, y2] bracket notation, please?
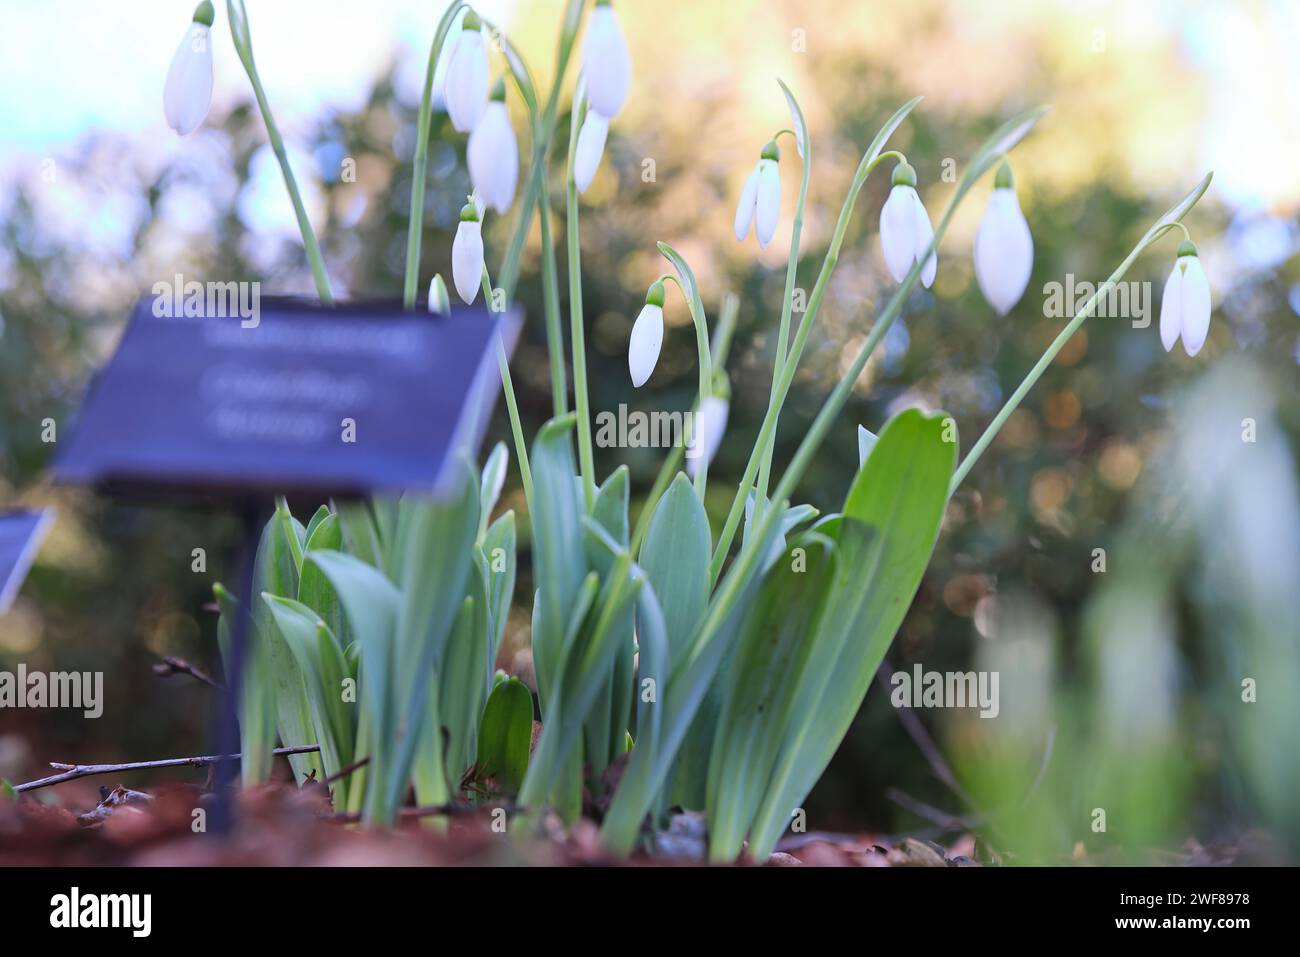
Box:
[443, 9, 490, 133]
[733, 141, 782, 248]
[950, 172, 1213, 492]
[880, 161, 937, 287]
[1159, 238, 1212, 356]
[468, 82, 520, 215]
[566, 90, 598, 509]
[974, 162, 1034, 314]
[164, 2, 215, 135]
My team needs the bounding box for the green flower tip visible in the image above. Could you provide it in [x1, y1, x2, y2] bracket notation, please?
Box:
[760, 140, 781, 163]
[490, 77, 507, 103]
[891, 161, 917, 188]
[596, 0, 612, 7]
[460, 201, 480, 222]
[1176, 238, 1198, 258]
[462, 9, 482, 31]
[192, 1, 215, 26]
[994, 161, 1014, 190]
[645, 279, 666, 308]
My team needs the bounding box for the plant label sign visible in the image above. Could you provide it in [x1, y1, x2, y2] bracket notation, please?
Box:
[0, 508, 54, 615]
[54, 296, 519, 501]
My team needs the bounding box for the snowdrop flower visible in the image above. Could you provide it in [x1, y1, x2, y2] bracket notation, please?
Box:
[444, 9, 489, 133]
[734, 141, 781, 248]
[427, 274, 451, 315]
[574, 109, 610, 193]
[583, 0, 631, 119]
[1159, 240, 1212, 356]
[628, 280, 665, 387]
[879, 162, 937, 287]
[974, 163, 1034, 315]
[452, 201, 484, 305]
[163, 2, 215, 136]
[857, 425, 878, 469]
[687, 395, 729, 477]
[468, 83, 518, 214]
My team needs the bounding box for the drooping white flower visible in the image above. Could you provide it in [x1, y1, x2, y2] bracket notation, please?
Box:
[452, 202, 484, 305]
[687, 396, 729, 477]
[444, 10, 489, 133]
[163, 2, 215, 136]
[468, 91, 518, 214]
[734, 142, 781, 248]
[974, 163, 1034, 315]
[879, 162, 936, 287]
[1159, 240, 1212, 356]
[428, 274, 451, 315]
[628, 280, 665, 387]
[574, 109, 610, 193]
[582, 0, 631, 119]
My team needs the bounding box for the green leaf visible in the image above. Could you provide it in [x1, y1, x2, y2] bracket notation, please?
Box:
[639, 473, 710, 660]
[297, 510, 346, 644]
[745, 407, 957, 859]
[857, 425, 878, 468]
[586, 468, 635, 776]
[706, 532, 835, 862]
[303, 548, 401, 824]
[529, 414, 586, 709]
[439, 590, 489, 788]
[475, 676, 534, 795]
[262, 595, 355, 808]
[480, 512, 517, 697]
[304, 504, 331, 545]
[213, 582, 275, 785]
[478, 442, 510, 540]
[334, 500, 383, 570]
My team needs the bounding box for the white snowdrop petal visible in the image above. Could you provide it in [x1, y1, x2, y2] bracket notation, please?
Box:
[733, 165, 760, 242]
[687, 397, 729, 477]
[445, 31, 488, 132]
[912, 191, 937, 288]
[857, 425, 878, 469]
[574, 111, 610, 193]
[975, 189, 1033, 314]
[428, 275, 450, 315]
[628, 303, 664, 387]
[755, 160, 782, 248]
[468, 102, 519, 214]
[1158, 261, 1184, 353]
[164, 24, 213, 135]
[880, 185, 918, 283]
[1179, 256, 1211, 356]
[583, 6, 631, 118]
[452, 220, 484, 304]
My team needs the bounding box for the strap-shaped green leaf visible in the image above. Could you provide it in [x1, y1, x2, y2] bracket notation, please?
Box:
[639, 473, 711, 660]
[745, 408, 956, 858]
[476, 676, 534, 795]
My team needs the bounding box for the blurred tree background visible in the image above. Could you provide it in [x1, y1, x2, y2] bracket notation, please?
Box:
[1, 0, 1296, 861]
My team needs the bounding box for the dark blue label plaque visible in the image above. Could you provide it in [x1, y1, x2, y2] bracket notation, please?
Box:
[54, 296, 518, 501]
[0, 508, 54, 614]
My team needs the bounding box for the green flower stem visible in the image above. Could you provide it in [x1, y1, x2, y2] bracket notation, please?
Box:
[481, 267, 536, 508]
[538, 182, 568, 417]
[661, 271, 713, 500]
[949, 220, 1198, 493]
[566, 96, 597, 512]
[707, 146, 909, 583]
[402, 2, 464, 308]
[753, 118, 813, 521]
[227, 0, 333, 304]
